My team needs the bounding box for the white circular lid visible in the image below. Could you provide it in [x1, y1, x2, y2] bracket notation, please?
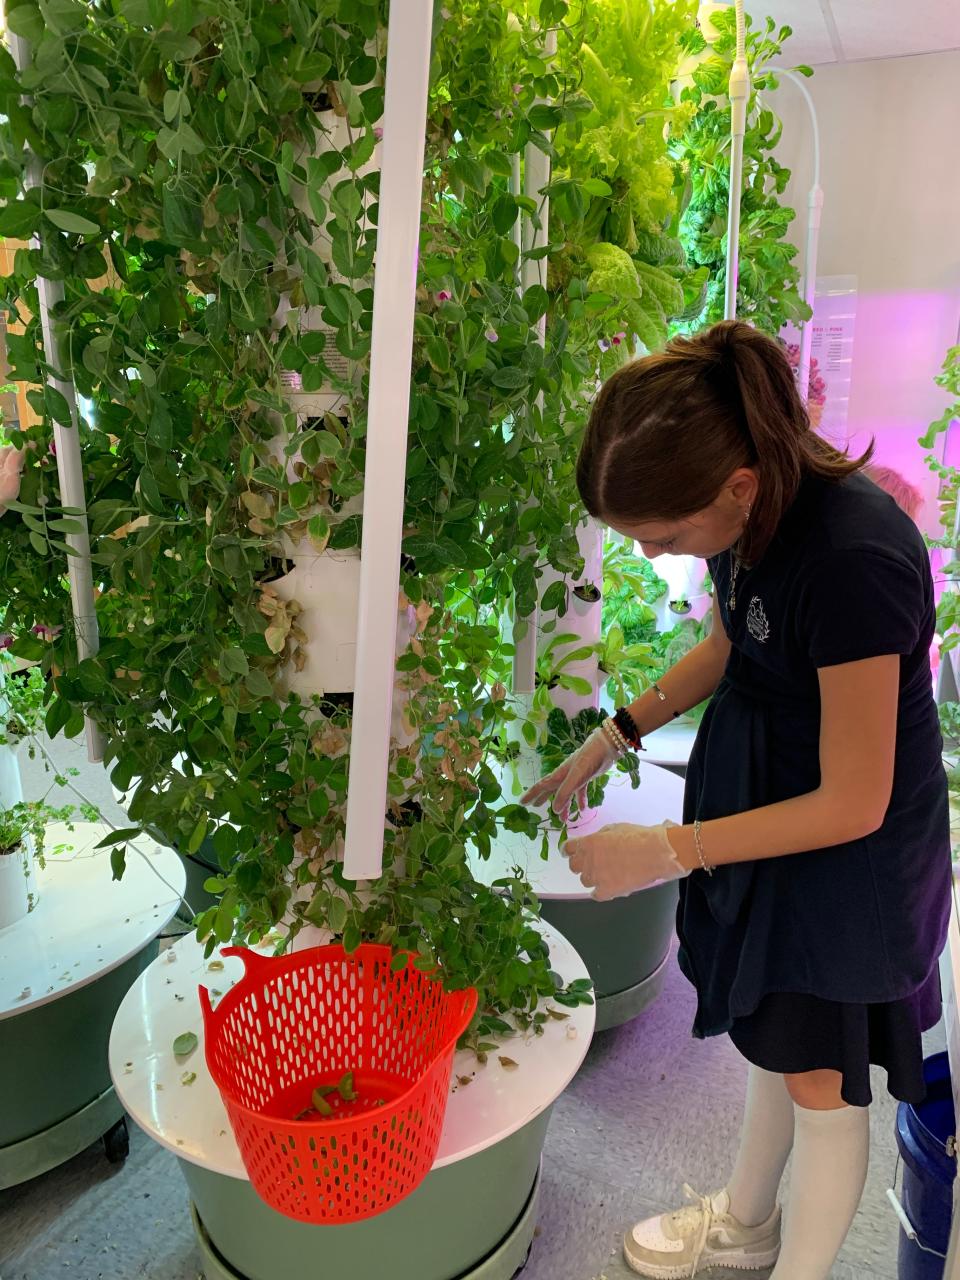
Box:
[472, 763, 685, 899]
[0, 823, 185, 1020]
[109, 924, 595, 1179]
[642, 719, 698, 766]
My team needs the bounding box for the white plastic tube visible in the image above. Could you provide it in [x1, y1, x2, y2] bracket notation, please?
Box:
[768, 68, 823, 405]
[723, 0, 750, 321]
[510, 152, 523, 268]
[342, 1, 433, 880]
[511, 26, 556, 696]
[7, 30, 103, 762]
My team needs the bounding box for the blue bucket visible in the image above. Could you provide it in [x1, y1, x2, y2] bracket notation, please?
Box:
[895, 1051, 957, 1280]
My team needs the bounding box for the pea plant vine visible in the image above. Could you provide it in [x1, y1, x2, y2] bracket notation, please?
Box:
[0, 0, 803, 1044]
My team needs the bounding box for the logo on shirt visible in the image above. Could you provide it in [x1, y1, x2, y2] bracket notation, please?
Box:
[746, 595, 770, 644]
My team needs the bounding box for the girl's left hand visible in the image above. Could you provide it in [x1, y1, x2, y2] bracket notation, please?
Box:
[562, 822, 687, 901]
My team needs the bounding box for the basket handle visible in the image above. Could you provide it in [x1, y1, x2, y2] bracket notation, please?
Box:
[197, 947, 272, 1030]
[218, 945, 274, 973]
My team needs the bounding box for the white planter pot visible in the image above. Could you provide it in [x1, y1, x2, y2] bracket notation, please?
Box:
[0, 837, 38, 930]
[651, 553, 710, 629]
[270, 546, 416, 733]
[539, 518, 603, 720]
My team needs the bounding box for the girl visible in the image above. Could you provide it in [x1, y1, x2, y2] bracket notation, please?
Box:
[521, 321, 951, 1279]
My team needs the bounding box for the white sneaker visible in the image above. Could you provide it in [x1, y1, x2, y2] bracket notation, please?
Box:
[623, 1185, 781, 1278]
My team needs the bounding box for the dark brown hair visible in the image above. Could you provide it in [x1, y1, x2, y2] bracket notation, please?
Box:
[576, 320, 872, 562]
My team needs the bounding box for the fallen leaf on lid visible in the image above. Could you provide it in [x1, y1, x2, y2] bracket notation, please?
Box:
[173, 1031, 198, 1057]
[180, 1072, 197, 1086]
[207, 960, 225, 971]
[498, 1057, 519, 1071]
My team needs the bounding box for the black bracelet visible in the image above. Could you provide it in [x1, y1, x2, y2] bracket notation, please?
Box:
[613, 705, 643, 750]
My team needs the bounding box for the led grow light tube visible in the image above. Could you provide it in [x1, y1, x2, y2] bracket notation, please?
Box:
[769, 67, 823, 404]
[7, 29, 104, 763]
[342, 2, 433, 881]
[723, 0, 750, 321]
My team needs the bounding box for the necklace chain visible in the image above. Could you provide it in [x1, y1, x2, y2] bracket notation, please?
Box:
[728, 550, 742, 611]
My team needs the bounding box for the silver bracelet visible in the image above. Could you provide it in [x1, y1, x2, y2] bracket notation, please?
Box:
[651, 682, 681, 719]
[693, 820, 713, 876]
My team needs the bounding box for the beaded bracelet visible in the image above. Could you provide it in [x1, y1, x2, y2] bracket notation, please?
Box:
[601, 716, 631, 756]
[693, 820, 714, 876]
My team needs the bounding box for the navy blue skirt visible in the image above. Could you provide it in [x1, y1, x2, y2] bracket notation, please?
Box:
[726, 964, 943, 1107]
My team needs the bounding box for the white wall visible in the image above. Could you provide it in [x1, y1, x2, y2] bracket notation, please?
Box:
[771, 50, 960, 533]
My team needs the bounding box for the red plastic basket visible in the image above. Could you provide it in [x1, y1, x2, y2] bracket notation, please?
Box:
[199, 944, 477, 1223]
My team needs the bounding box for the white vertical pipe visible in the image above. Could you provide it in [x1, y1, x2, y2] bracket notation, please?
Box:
[510, 153, 523, 273]
[769, 68, 824, 406]
[342, 0, 433, 881]
[512, 26, 556, 696]
[723, 0, 749, 322]
[7, 30, 103, 762]
[797, 185, 823, 405]
[543, 518, 603, 720]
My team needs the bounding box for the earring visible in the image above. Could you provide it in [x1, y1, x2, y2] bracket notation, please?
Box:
[743, 503, 752, 523]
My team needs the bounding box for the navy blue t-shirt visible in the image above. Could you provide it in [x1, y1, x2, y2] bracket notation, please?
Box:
[677, 471, 952, 1037]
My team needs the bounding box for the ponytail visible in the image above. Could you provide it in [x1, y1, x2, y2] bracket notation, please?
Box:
[577, 320, 872, 563]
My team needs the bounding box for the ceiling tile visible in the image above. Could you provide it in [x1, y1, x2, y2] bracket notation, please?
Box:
[828, 0, 960, 60]
[740, 0, 840, 65]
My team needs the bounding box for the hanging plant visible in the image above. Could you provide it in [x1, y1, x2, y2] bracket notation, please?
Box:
[670, 8, 813, 334]
[918, 345, 960, 810]
[545, 0, 701, 357]
[0, 0, 725, 1044]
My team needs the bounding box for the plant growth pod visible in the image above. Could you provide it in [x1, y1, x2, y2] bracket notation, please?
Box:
[511, 27, 558, 697]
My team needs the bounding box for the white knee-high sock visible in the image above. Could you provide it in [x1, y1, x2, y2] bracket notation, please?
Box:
[770, 1102, 870, 1280]
[725, 1065, 796, 1226]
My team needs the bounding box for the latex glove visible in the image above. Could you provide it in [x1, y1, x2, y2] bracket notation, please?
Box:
[520, 727, 619, 819]
[562, 821, 687, 901]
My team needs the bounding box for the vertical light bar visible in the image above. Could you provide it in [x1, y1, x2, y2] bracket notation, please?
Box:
[766, 67, 823, 404]
[342, 1, 433, 880]
[7, 29, 103, 761]
[509, 153, 523, 270]
[723, 0, 749, 322]
[511, 26, 556, 696]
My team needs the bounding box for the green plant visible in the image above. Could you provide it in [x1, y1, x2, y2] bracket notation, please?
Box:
[919, 347, 960, 674]
[538, 705, 640, 814]
[0, 655, 45, 746]
[670, 9, 812, 334]
[546, 0, 701, 355]
[0, 797, 74, 863]
[939, 702, 960, 753]
[920, 346, 960, 553]
[0, 0, 727, 1048]
[601, 540, 666, 645]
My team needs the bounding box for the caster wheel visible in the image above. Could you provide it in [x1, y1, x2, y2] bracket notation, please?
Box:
[102, 1117, 129, 1164]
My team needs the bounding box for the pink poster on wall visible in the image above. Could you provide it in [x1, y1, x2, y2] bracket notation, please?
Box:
[782, 274, 858, 442]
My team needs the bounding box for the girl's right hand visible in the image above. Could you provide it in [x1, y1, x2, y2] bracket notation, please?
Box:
[520, 727, 621, 819]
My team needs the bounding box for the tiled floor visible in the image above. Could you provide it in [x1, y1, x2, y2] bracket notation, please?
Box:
[0, 733, 942, 1279]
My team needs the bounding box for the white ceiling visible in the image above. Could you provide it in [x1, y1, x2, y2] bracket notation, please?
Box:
[730, 0, 960, 65]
